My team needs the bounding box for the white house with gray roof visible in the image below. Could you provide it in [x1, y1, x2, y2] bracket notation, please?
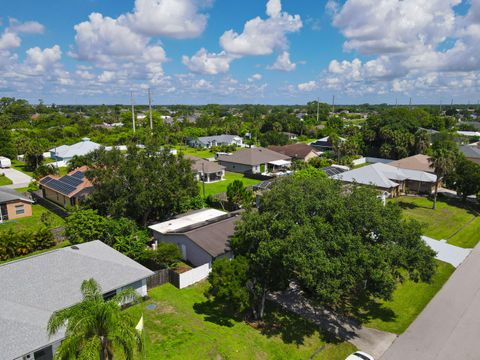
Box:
[49, 138, 101, 162]
[187, 135, 243, 148]
[0, 241, 153, 360]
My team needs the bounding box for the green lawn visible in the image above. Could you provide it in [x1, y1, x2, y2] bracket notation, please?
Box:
[124, 282, 356, 360]
[11, 159, 34, 177]
[393, 196, 480, 247]
[357, 260, 454, 334]
[0, 174, 12, 186]
[175, 145, 216, 159]
[200, 172, 262, 197]
[0, 204, 64, 232]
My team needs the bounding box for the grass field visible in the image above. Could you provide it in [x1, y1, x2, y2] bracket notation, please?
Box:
[175, 145, 216, 159]
[393, 196, 480, 247]
[124, 282, 356, 360]
[0, 174, 12, 186]
[200, 172, 262, 197]
[356, 260, 454, 334]
[0, 204, 64, 233]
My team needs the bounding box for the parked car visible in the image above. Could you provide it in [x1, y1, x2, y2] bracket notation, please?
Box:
[346, 352, 375, 360]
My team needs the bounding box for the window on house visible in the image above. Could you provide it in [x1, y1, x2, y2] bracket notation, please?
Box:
[15, 204, 25, 215]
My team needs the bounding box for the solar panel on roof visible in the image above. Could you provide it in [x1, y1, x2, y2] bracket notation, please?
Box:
[60, 175, 83, 187]
[70, 171, 84, 179]
[45, 179, 76, 195]
[322, 166, 347, 177]
[40, 176, 53, 184]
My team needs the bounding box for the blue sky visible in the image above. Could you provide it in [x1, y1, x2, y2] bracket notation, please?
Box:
[0, 0, 479, 105]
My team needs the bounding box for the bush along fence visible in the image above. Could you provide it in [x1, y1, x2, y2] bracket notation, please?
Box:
[147, 263, 212, 290]
[0, 227, 55, 261]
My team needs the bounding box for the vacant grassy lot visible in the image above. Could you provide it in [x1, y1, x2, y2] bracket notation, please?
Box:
[175, 145, 216, 159]
[124, 282, 356, 360]
[0, 204, 64, 233]
[200, 172, 262, 197]
[393, 196, 480, 247]
[356, 260, 454, 334]
[0, 174, 12, 186]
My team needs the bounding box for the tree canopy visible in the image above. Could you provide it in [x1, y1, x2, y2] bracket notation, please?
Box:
[83, 143, 200, 226]
[208, 170, 436, 319]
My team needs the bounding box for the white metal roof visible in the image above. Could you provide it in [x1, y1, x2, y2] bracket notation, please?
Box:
[148, 209, 227, 234]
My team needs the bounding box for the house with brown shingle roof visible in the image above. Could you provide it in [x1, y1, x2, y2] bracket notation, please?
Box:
[185, 155, 225, 183]
[389, 154, 435, 173]
[268, 143, 320, 161]
[39, 166, 93, 208]
[217, 147, 291, 175]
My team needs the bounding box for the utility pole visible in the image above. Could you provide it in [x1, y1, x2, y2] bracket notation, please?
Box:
[316, 97, 320, 123]
[395, 98, 398, 108]
[409, 97, 412, 109]
[201, 162, 206, 199]
[148, 88, 153, 131]
[131, 91, 136, 133]
[332, 95, 335, 114]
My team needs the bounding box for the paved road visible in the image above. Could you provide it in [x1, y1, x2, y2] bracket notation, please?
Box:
[382, 243, 480, 360]
[0, 168, 32, 189]
[269, 284, 397, 359]
[422, 236, 471, 268]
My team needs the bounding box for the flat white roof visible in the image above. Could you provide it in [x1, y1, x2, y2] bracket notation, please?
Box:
[269, 159, 291, 166]
[148, 209, 227, 234]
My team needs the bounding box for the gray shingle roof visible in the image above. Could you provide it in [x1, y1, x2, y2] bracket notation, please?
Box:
[461, 144, 480, 159]
[0, 241, 153, 359]
[0, 188, 33, 204]
[184, 155, 225, 174]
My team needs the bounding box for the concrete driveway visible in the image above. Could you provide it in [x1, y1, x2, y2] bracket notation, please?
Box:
[0, 168, 33, 189]
[381, 243, 480, 360]
[422, 236, 472, 268]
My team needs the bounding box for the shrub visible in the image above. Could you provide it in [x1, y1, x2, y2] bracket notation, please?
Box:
[147, 243, 182, 269]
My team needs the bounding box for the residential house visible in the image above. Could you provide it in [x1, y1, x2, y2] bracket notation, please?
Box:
[460, 142, 480, 164]
[0, 188, 33, 221]
[268, 143, 321, 161]
[331, 162, 437, 197]
[185, 155, 225, 183]
[149, 209, 238, 267]
[39, 166, 93, 208]
[310, 136, 346, 151]
[389, 154, 435, 173]
[49, 138, 101, 162]
[217, 147, 291, 175]
[188, 135, 243, 148]
[0, 241, 153, 360]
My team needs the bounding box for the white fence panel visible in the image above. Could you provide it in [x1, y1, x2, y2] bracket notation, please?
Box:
[178, 263, 211, 289]
[352, 157, 367, 166]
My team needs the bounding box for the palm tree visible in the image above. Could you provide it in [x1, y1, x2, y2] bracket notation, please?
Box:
[47, 278, 142, 360]
[429, 149, 455, 210]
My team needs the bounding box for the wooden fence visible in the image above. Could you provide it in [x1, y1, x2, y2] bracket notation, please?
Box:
[147, 264, 211, 290]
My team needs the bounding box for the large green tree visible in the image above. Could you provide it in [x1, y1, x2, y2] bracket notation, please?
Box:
[447, 156, 480, 201]
[85, 143, 199, 226]
[209, 170, 436, 319]
[47, 278, 142, 360]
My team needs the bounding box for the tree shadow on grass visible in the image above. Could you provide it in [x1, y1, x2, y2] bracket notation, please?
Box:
[193, 299, 237, 328]
[348, 295, 397, 326]
[396, 201, 422, 210]
[259, 302, 343, 346]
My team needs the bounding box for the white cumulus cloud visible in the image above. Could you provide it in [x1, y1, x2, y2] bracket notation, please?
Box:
[219, 0, 302, 56]
[267, 51, 296, 71]
[182, 48, 234, 75]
